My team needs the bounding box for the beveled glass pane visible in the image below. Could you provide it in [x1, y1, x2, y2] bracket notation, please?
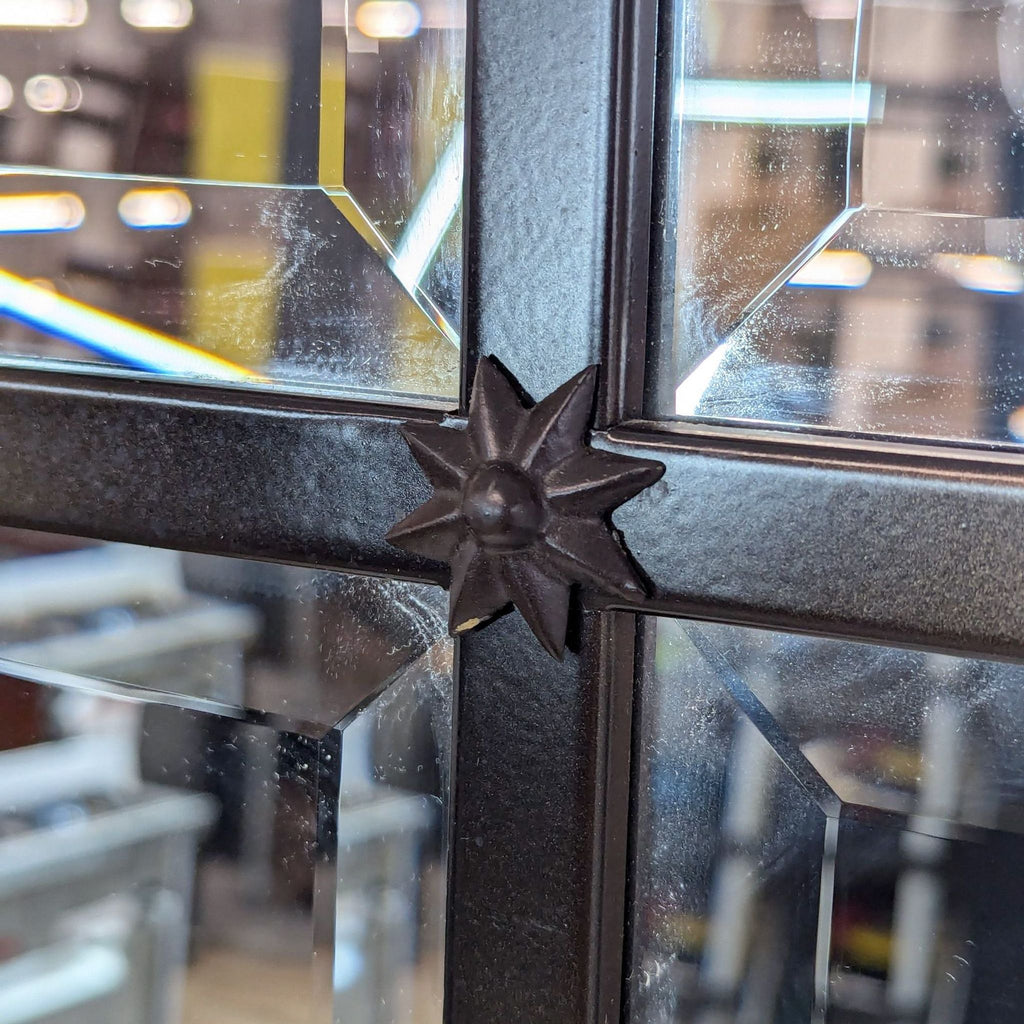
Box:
[630, 636, 825, 1022]
[630, 617, 1024, 1022]
[652, 0, 1024, 449]
[0, 526, 452, 1023]
[0, 0, 464, 402]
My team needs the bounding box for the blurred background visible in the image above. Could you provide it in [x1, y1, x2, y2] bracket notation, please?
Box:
[0, 4, 465, 1020]
[0, 0, 464, 401]
[655, 0, 1024, 448]
[0, 526, 453, 1024]
[630, 619, 1024, 1024]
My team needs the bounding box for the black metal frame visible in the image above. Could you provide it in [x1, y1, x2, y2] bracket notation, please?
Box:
[0, 0, 1022, 1021]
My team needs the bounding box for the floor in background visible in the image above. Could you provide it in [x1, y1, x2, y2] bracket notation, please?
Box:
[183, 949, 313, 1024]
[182, 947, 444, 1024]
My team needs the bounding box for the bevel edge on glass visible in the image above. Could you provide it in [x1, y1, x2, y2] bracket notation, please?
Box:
[594, 596, 1024, 668]
[326, 638, 456, 738]
[629, 614, 1024, 1024]
[0, 655, 328, 739]
[0, 354, 461, 412]
[0, 168, 462, 401]
[0, 360, 460, 419]
[606, 418, 1024, 472]
[675, 620, 1024, 844]
[0, 637, 454, 743]
[640, 0, 1024, 468]
[668, 619, 1024, 854]
[0, 548, 453, 741]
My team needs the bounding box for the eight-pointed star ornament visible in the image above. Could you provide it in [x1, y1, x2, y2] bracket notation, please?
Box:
[386, 358, 665, 658]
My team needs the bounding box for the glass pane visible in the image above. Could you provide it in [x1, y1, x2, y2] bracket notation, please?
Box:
[630, 617, 1024, 1022]
[0, 0, 464, 403]
[652, 0, 1024, 448]
[0, 525, 452, 1023]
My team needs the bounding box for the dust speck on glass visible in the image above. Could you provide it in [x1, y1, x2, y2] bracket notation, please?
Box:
[0, 0, 464, 404]
[0, 526, 453, 1024]
[651, 0, 1024, 448]
[630, 617, 1024, 1023]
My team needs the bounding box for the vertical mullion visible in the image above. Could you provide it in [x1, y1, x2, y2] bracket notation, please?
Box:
[599, 0, 661, 428]
[460, 0, 618, 407]
[452, 0, 640, 1014]
[445, 609, 637, 1023]
[620, 614, 659, 1024]
[589, 611, 641, 1024]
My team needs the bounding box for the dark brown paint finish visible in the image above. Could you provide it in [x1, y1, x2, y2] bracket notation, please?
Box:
[387, 358, 664, 656]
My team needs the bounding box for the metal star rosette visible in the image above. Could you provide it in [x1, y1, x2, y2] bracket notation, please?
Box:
[386, 357, 664, 657]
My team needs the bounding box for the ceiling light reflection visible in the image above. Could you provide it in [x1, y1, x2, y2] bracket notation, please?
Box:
[24, 75, 66, 113]
[1007, 405, 1024, 441]
[788, 250, 873, 289]
[679, 80, 881, 126]
[24, 75, 81, 113]
[0, 193, 84, 233]
[802, 0, 859, 19]
[0, 76, 12, 111]
[325, 0, 463, 29]
[0, 0, 87, 27]
[118, 188, 192, 229]
[120, 0, 193, 29]
[933, 253, 1024, 294]
[355, 1, 422, 38]
[0, 269, 263, 379]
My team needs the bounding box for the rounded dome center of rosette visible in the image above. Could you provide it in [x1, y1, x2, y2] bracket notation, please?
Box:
[462, 461, 544, 550]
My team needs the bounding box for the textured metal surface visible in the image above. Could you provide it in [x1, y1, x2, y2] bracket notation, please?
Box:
[389, 358, 663, 656]
[446, 609, 618, 1023]
[601, 425, 1024, 658]
[450, 0, 662, 1018]
[5, 370, 1024, 659]
[461, 0, 618, 408]
[0, 374, 445, 582]
[8, 0, 1023, 1016]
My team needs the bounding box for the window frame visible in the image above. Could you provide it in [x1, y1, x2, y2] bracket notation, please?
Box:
[0, 1, 1021, 1022]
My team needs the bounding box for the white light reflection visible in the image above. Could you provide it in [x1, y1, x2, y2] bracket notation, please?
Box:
[392, 128, 463, 302]
[120, 0, 193, 29]
[24, 75, 65, 113]
[1007, 405, 1024, 441]
[933, 253, 1024, 294]
[355, 1, 421, 38]
[0, 193, 84, 233]
[675, 341, 734, 417]
[788, 250, 873, 289]
[678, 79, 881, 126]
[24, 75, 81, 113]
[0, 0, 87, 27]
[325, 0, 463, 29]
[118, 188, 192, 230]
[0, 76, 12, 111]
[802, 0, 859, 19]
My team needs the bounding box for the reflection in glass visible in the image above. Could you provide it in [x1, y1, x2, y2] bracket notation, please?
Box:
[0, 0, 464, 402]
[0, 526, 452, 1023]
[653, 0, 1024, 448]
[630, 618, 1024, 1023]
